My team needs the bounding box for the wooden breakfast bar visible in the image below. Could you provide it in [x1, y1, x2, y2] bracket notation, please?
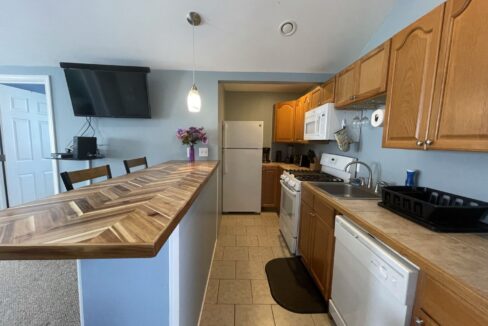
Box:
[0, 161, 220, 326]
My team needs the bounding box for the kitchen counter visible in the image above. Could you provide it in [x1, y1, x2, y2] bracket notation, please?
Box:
[263, 162, 314, 171]
[304, 182, 488, 314]
[0, 160, 219, 260]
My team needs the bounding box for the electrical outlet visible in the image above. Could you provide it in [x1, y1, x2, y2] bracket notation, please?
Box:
[199, 147, 208, 157]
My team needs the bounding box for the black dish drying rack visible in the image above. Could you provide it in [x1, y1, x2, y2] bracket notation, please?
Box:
[378, 186, 488, 232]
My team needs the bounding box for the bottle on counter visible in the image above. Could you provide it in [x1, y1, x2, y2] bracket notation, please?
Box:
[405, 169, 417, 187]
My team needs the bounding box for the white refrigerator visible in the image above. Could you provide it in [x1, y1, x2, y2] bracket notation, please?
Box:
[222, 121, 263, 213]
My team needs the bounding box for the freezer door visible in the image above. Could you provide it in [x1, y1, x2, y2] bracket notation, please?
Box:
[222, 148, 262, 213]
[223, 121, 263, 149]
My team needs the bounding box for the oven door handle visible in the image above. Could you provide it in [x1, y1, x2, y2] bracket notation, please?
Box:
[280, 180, 297, 197]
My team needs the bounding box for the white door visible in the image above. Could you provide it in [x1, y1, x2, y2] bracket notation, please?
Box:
[222, 148, 262, 213]
[223, 121, 263, 149]
[0, 84, 54, 207]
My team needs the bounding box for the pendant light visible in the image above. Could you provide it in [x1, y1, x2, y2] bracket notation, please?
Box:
[187, 12, 202, 113]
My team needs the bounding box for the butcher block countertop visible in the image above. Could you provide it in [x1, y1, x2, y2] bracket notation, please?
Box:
[262, 162, 313, 171]
[0, 161, 219, 260]
[303, 182, 488, 314]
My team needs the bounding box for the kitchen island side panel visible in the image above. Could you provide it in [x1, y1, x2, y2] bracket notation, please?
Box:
[77, 171, 218, 326]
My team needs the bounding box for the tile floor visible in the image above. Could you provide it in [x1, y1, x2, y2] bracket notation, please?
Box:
[200, 212, 334, 326]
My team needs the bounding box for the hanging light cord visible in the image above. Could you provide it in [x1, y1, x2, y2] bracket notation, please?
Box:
[192, 22, 196, 86]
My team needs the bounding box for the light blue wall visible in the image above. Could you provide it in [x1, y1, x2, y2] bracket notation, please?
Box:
[0, 66, 327, 183]
[298, 0, 488, 202]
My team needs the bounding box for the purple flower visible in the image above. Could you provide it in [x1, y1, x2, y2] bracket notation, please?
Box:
[176, 127, 209, 145]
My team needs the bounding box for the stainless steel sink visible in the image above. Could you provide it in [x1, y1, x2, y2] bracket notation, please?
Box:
[311, 182, 380, 200]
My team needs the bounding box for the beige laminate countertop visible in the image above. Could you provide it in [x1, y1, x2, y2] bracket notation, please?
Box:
[0, 161, 219, 260]
[262, 162, 314, 171]
[303, 182, 488, 313]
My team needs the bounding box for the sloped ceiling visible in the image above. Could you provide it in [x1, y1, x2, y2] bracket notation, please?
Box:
[0, 0, 396, 73]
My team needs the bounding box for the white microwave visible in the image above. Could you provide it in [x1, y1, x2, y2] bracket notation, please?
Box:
[304, 103, 344, 140]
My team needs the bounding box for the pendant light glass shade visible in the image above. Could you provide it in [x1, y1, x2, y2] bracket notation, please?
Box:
[187, 84, 201, 113]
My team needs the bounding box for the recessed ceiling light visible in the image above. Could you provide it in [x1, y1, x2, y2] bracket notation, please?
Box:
[279, 20, 297, 37]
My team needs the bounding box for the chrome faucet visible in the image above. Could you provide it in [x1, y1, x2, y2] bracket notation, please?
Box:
[344, 161, 373, 189]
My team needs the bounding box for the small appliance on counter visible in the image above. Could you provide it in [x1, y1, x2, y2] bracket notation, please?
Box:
[379, 186, 488, 232]
[262, 147, 271, 163]
[275, 150, 282, 163]
[298, 154, 310, 167]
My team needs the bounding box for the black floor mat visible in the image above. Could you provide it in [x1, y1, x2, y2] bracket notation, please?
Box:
[265, 257, 328, 314]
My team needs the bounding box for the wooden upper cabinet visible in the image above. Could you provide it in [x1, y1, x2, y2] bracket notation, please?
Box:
[356, 40, 391, 101]
[309, 87, 322, 110]
[294, 95, 309, 143]
[335, 63, 357, 107]
[428, 0, 488, 152]
[320, 78, 335, 105]
[274, 100, 296, 143]
[382, 5, 444, 149]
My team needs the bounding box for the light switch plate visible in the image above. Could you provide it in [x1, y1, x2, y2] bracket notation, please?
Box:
[199, 147, 208, 157]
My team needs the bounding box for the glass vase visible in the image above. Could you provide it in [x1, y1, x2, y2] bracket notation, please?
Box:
[188, 144, 195, 162]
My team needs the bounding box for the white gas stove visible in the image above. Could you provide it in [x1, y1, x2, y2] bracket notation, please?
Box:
[279, 154, 357, 254]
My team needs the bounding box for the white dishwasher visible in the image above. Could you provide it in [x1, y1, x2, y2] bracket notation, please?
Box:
[330, 215, 419, 326]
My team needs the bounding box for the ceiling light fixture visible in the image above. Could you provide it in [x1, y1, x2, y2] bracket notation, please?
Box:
[187, 11, 202, 113]
[279, 20, 297, 37]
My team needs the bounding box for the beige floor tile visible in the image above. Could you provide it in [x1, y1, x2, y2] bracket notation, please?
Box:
[218, 280, 252, 304]
[214, 246, 224, 260]
[246, 226, 269, 236]
[258, 234, 282, 246]
[272, 245, 291, 258]
[218, 234, 236, 247]
[223, 247, 249, 261]
[236, 235, 259, 247]
[235, 305, 274, 326]
[200, 304, 234, 326]
[265, 226, 281, 236]
[220, 225, 247, 236]
[272, 305, 315, 326]
[205, 279, 219, 304]
[312, 313, 333, 326]
[236, 260, 266, 280]
[248, 246, 275, 262]
[211, 261, 235, 279]
[251, 279, 276, 304]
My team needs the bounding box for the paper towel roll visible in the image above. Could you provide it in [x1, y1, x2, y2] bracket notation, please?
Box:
[371, 108, 385, 127]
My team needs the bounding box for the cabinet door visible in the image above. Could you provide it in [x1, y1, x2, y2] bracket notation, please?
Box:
[261, 167, 278, 208]
[294, 95, 308, 143]
[335, 63, 357, 108]
[411, 309, 440, 326]
[310, 214, 334, 299]
[428, 0, 488, 151]
[309, 87, 322, 110]
[298, 202, 314, 265]
[412, 272, 488, 326]
[274, 101, 296, 143]
[356, 40, 391, 101]
[382, 5, 444, 149]
[320, 78, 335, 105]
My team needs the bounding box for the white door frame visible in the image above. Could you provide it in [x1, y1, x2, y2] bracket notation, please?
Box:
[0, 74, 60, 199]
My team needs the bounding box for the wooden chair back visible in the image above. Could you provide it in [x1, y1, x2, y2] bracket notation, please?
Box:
[123, 157, 148, 174]
[61, 165, 112, 191]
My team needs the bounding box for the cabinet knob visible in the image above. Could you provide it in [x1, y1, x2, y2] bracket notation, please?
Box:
[425, 139, 434, 146]
[415, 317, 424, 325]
[416, 140, 424, 147]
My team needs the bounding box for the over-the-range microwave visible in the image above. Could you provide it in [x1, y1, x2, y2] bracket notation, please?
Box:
[304, 103, 353, 140]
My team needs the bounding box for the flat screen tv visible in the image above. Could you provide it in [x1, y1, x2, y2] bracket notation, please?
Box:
[60, 62, 151, 118]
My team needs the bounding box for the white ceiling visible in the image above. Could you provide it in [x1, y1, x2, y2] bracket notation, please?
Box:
[222, 82, 318, 93]
[0, 0, 396, 73]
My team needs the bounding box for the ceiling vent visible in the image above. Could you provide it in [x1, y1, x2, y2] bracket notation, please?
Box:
[279, 21, 297, 37]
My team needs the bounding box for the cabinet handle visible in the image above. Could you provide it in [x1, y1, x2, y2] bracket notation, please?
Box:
[415, 317, 424, 325]
[425, 139, 434, 146]
[416, 140, 424, 147]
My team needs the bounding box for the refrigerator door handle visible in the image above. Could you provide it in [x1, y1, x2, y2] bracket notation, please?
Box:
[223, 151, 228, 175]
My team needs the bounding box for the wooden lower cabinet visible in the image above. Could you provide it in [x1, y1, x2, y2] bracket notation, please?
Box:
[299, 187, 335, 299]
[411, 272, 488, 326]
[261, 165, 280, 211]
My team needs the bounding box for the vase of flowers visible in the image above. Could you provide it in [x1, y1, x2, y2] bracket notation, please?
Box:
[176, 127, 208, 162]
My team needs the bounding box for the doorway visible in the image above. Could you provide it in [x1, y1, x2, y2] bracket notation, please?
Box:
[0, 75, 58, 208]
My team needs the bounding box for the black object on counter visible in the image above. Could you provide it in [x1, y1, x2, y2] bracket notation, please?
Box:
[275, 150, 282, 162]
[378, 186, 488, 232]
[299, 154, 310, 167]
[265, 257, 327, 313]
[262, 147, 271, 163]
